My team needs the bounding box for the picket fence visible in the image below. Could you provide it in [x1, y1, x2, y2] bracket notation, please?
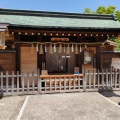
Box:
[0, 68, 120, 96]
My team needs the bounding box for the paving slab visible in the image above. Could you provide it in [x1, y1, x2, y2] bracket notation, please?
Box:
[21, 92, 120, 120]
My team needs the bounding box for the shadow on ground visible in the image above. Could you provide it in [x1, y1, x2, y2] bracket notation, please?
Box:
[99, 89, 120, 97]
[0, 89, 3, 99]
[99, 90, 120, 105]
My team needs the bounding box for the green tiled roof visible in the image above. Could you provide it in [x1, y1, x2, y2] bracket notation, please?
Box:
[0, 9, 120, 30]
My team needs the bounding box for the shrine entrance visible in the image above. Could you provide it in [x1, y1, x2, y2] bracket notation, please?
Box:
[46, 47, 74, 74]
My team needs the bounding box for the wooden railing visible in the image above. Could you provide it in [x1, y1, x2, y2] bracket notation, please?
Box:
[0, 70, 40, 96]
[84, 68, 120, 91]
[0, 68, 120, 96]
[40, 74, 84, 94]
[0, 70, 84, 96]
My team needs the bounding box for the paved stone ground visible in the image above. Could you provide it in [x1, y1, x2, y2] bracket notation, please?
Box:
[0, 96, 26, 120]
[21, 92, 120, 120]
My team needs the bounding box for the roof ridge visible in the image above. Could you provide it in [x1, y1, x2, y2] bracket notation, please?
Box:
[0, 8, 115, 20]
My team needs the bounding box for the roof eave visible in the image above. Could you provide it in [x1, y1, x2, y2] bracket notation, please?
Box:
[9, 24, 120, 30]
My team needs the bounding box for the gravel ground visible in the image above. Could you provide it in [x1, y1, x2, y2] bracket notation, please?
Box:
[99, 91, 120, 105]
[0, 95, 26, 120]
[21, 92, 120, 120]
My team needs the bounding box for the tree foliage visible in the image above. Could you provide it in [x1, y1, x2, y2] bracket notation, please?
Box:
[84, 8, 90, 14]
[115, 39, 120, 51]
[115, 10, 120, 22]
[84, 6, 120, 51]
[96, 6, 107, 14]
[84, 6, 120, 22]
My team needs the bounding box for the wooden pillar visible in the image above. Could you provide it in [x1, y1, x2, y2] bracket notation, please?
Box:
[16, 43, 21, 72]
[0, 32, 5, 49]
[96, 45, 100, 70]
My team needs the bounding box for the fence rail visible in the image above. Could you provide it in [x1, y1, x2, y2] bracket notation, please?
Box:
[0, 68, 120, 96]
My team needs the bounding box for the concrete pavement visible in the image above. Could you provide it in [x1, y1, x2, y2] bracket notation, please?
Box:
[20, 92, 120, 120]
[0, 96, 26, 120]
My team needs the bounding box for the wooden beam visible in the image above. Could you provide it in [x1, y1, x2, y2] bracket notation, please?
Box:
[9, 29, 119, 37]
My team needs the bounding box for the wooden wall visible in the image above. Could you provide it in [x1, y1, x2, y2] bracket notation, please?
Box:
[100, 52, 120, 69]
[0, 51, 16, 85]
[21, 47, 37, 73]
[0, 51, 16, 73]
[20, 47, 38, 86]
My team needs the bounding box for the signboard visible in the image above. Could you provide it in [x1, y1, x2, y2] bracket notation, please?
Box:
[74, 67, 79, 74]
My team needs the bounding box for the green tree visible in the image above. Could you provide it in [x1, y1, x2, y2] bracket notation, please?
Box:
[84, 6, 120, 22]
[84, 8, 91, 14]
[84, 8, 94, 14]
[106, 6, 116, 14]
[115, 39, 120, 51]
[84, 6, 120, 51]
[96, 6, 107, 14]
[115, 10, 120, 22]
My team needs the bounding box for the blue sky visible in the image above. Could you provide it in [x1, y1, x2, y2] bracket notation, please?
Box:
[0, 0, 120, 13]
